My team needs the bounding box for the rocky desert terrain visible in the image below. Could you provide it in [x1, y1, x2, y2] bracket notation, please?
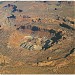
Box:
[0, 1, 75, 74]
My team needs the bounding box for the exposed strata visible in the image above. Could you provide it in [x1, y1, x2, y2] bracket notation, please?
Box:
[0, 1, 75, 74]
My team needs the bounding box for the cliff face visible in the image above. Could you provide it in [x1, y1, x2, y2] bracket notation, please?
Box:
[0, 1, 75, 74]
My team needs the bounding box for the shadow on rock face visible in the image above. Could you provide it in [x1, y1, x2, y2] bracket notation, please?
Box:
[31, 26, 39, 31]
[60, 23, 75, 30]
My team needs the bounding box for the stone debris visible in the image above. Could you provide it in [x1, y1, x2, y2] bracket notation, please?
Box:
[20, 30, 62, 50]
[0, 54, 11, 66]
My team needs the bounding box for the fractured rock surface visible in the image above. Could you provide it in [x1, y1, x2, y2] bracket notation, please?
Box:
[0, 1, 75, 74]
